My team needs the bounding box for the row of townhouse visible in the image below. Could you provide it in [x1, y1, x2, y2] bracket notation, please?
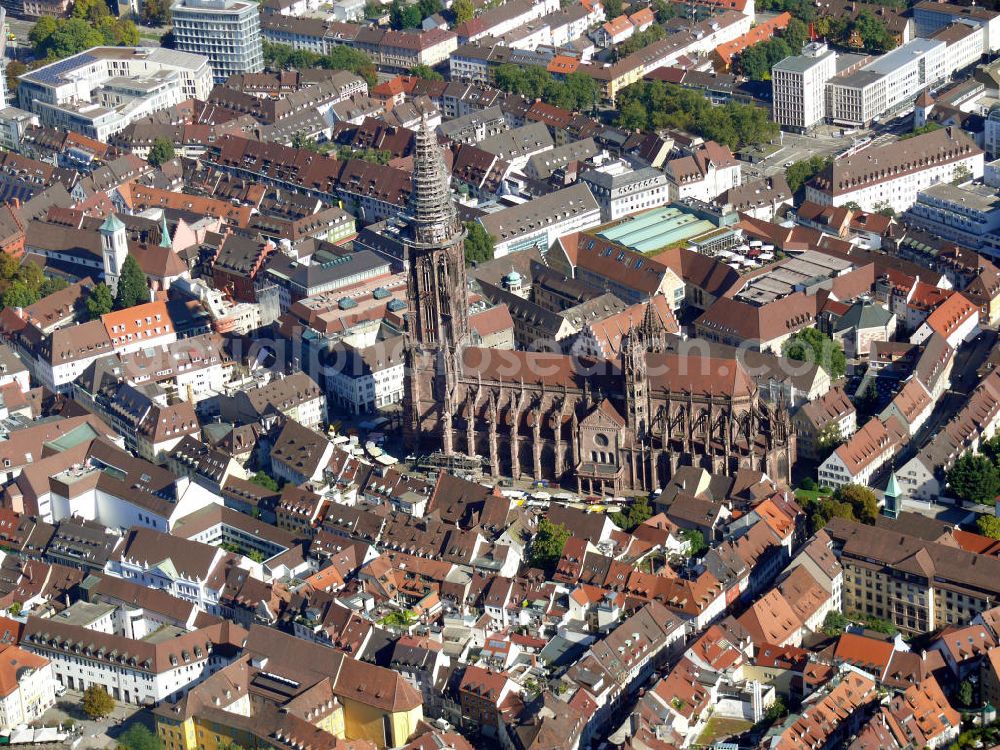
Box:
[260, 15, 458, 68]
[898, 367, 1000, 501]
[817, 332, 956, 488]
[579, 11, 752, 101]
[203, 135, 413, 222]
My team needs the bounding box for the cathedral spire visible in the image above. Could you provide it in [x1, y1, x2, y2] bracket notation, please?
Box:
[410, 116, 460, 247]
[636, 295, 669, 352]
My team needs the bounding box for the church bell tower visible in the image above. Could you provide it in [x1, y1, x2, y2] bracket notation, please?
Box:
[403, 118, 471, 445]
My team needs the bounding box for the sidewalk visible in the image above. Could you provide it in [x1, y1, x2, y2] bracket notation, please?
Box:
[38, 690, 149, 750]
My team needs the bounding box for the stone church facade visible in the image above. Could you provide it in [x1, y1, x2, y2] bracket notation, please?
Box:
[403, 122, 795, 494]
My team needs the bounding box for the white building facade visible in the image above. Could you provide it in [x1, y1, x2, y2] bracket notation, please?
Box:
[772, 42, 837, 132]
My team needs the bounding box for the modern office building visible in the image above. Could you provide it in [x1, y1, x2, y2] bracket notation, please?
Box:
[825, 39, 947, 127]
[772, 41, 837, 132]
[17, 47, 213, 141]
[171, 0, 263, 83]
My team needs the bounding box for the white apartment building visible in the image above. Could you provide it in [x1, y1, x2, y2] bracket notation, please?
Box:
[17, 47, 213, 142]
[665, 141, 742, 203]
[580, 163, 669, 222]
[171, 0, 264, 83]
[805, 126, 984, 213]
[105, 527, 245, 613]
[905, 181, 1000, 253]
[914, 0, 1000, 52]
[118, 334, 232, 404]
[324, 333, 405, 415]
[0, 107, 39, 152]
[455, 0, 560, 43]
[478, 183, 602, 258]
[817, 416, 907, 489]
[772, 42, 837, 132]
[39, 462, 217, 534]
[0, 647, 55, 732]
[21, 615, 238, 706]
[932, 21, 986, 75]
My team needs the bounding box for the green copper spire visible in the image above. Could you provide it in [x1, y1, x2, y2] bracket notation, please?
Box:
[159, 214, 171, 248]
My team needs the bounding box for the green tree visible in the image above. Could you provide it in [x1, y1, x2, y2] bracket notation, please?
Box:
[140, 0, 171, 24]
[834, 484, 878, 524]
[250, 470, 280, 492]
[651, 0, 675, 20]
[807, 496, 856, 533]
[34, 18, 104, 60]
[72, 0, 111, 21]
[248, 549, 266, 563]
[113, 255, 149, 311]
[815, 422, 844, 454]
[856, 379, 879, 419]
[29, 15, 58, 50]
[452, 0, 473, 22]
[786, 156, 831, 195]
[821, 610, 849, 635]
[618, 100, 648, 131]
[978, 515, 1000, 540]
[680, 528, 706, 556]
[614, 81, 778, 149]
[982, 435, 1000, 465]
[86, 283, 114, 320]
[948, 452, 1000, 505]
[872, 201, 895, 217]
[611, 497, 652, 532]
[335, 146, 392, 164]
[402, 4, 422, 27]
[5, 60, 27, 98]
[850, 9, 896, 53]
[614, 26, 666, 59]
[417, 0, 440, 16]
[97, 17, 140, 46]
[604, 0, 622, 17]
[262, 42, 376, 87]
[81, 685, 115, 720]
[2, 281, 38, 310]
[410, 64, 443, 81]
[7, 602, 21, 616]
[117, 724, 162, 750]
[784, 17, 808, 48]
[39, 277, 68, 298]
[958, 679, 975, 708]
[390, 0, 422, 28]
[147, 137, 176, 168]
[788, 324, 835, 370]
[292, 133, 322, 152]
[765, 697, 787, 721]
[736, 37, 792, 80]
[529, 519, 570, 572]
[782, 328, 846, 378]
[324, 46, 377, 87]
[464, 222, 494, 265]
